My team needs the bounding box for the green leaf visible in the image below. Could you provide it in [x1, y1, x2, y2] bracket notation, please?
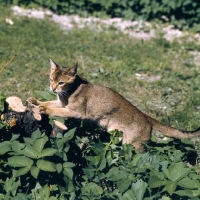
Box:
[0, 141, 10, 155]
[63, 167, 73, 180]
[82, 168, 95, 178]
[131, 179, 147, 200]
[36, 160, 56, 172]
[174, 189, 200, 197]
[34, 90, 55, 101]
[8, 156, 34, 167]
[97, 155, 106, 170]
[30, 166, 40, 179]
[62, 128, 76, 142]
[10, 134, 20, 142]
[81, 182, 103, 195]
[56, 163, 62, 173]
[37, 148, 57, 158]
[106, 168, 128, 181]
[22, 144, 38, 159]
[163, 180, 177, 195]
[33, 135, 48, 152]
[11, 141, 25, 155]
[14, 166, 31, 177]
[168, 162, 191, 181]
[31, 128, 42, 139]
[117, 179, 131, 193]
[4, 177, 20, 196]
[63, 162, 75, 168]
[177, 177, 198, 189]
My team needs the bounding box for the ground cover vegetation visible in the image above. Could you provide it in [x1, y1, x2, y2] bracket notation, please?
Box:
[1, 0, 200, 31]
[1, 4, 200, 199]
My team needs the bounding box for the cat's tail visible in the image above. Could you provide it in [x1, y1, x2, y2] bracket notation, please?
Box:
[148, 117, 200, 139]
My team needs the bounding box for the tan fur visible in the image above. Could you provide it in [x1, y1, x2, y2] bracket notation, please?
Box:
[27, 59, 200, 152]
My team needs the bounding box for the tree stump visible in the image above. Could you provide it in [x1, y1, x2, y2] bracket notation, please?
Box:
[0, 96, 67, 137]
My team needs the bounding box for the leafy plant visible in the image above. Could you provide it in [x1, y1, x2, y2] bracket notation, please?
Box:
[1, 0, 200, 30]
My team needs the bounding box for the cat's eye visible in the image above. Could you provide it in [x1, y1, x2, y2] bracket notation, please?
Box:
[58, 82, 65, 85]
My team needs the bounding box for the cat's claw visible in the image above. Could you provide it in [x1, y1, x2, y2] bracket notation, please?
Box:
[39, 105, 47, 114]
[26, 97, 40, 107]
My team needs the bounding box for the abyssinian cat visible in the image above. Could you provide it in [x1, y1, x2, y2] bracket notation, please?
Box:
[27, 59, 200, 152]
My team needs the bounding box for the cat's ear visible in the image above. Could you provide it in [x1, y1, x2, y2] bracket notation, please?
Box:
[68, 63, 78, 77]
[50, 59, 58, 71]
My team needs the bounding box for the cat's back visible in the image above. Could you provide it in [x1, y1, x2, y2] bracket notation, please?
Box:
[84, 83, 136, 112]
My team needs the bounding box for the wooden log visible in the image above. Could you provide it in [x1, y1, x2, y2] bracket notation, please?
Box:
[1, 96, 68, 137]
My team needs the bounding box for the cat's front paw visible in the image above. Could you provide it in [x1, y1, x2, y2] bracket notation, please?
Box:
[26, 97, 40, 107]
[39, 105, 49, 114]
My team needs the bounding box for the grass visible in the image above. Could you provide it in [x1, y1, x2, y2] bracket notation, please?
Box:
[1, 5, 200, 131]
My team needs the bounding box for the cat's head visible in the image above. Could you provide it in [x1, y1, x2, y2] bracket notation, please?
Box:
[49, 59, 78, 94]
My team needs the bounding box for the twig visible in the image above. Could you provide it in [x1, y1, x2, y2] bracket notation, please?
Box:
[0, 55, 17, 75]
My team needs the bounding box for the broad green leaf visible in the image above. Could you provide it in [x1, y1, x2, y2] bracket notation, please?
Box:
[163, 180, 177, 195]
[0, 142, 10, 155]
[63, 167, 73, 180]
[131, 179, 147, 200]
[82, 168, 95, 178]
[33, 135, 48, 152]
[34, 91, 55, 101]
[149, 180, 168, 188]
[37, 148, 57, 158]
[55, 138, 64, 150]
[36, 160, 56, 172]
[22, 145, 38, 159]
[4, 177, 20, 196]
[117, 179, 131, 193]
[31, 128, 42, 140]
[168, 162, 191, 182]
[62, 128, 76, 142]
[106, 167, 128, 181]
[10, 134, 20, 142]
[177, 177, 198, 189]
[81, 182, 103, 195]
[121, 189, 136, 200]
[30, 166, 40, 179]
[97, 155, 106, 170]
[110, 135, 120, 144]
[63, 162, 75, 168]
[8, 156, 33, 167]
[174, 189, 200, 197]
[14, 166, 31, 177]
[162, 167, 170, 179]
[11, 141, 25, 154]
[23, 137, 34, 146]
[56, 163, 62, 173]
[131, 154, 142, 166]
